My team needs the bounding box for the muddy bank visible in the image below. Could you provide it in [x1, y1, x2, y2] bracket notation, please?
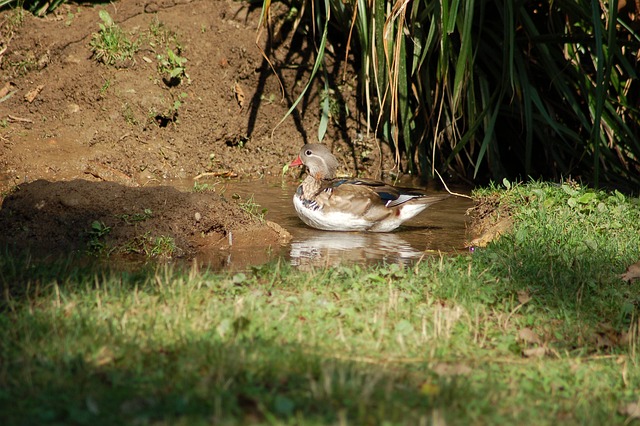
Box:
[0, 179, 290, 262]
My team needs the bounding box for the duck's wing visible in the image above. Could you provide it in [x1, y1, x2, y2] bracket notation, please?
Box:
[311, 178, 447, 223]
[312, 180, 384, 218]
[322, 178, 448, 208]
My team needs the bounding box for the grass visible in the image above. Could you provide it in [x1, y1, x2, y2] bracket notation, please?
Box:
[1, 182, 640, 424]
[89, 10, 139, 67]
[84, 210, 178, 259]
[119, 233, 177, 258]
[234, 193, 268, 223]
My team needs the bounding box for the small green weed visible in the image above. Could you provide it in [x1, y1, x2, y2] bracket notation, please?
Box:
[151, 92, 187, 127]
[260, 92, 277, 104]
[99, 78, 112, 96]
[4, 6, 24, 28]
[157, 49, 189, 86]
[148, 235, 177, 257]
[86, 220, 111, 254]
[120, 232, 177, 258]
[65, 9, 76, 26]
[143, 18, 190, 87]
[121, 103, 138, 126]
[89, 10, 139, 67]
[116, 208, 153, 225]
[192, 181, 215, 192]
[171, 92, 188, 114]
[10, 58, 37, 76]
[147, 17, 179, 48]
[233, 193, 267, 222]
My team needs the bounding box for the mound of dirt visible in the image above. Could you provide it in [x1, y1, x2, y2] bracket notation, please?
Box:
[466, 193, 513, 248]
[0, 179, 291, 260]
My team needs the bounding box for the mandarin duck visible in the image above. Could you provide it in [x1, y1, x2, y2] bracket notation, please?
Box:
[289, 143, 448, 232]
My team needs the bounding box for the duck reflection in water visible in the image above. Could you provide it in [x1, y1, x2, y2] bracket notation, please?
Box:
[289, 232, 425, 268]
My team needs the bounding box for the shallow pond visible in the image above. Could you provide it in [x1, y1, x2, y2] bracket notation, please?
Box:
[175, 179, 474, 270]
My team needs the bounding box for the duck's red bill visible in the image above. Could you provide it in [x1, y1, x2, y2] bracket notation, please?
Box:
[289, 156, 303, 167]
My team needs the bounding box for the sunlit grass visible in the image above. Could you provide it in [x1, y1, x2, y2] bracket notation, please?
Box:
[1, 182, 640, 424]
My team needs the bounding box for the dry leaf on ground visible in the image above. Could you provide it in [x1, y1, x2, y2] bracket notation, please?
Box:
[234, 82, 245, 110]
[621, 261, 640, 282]
[518, 327, 541, 344]
[522, 347, 547, 358]
[432, 362, 472, 376]
[517, 290, 532, 304]
[619, 402, 640, 419]
[24, 84, 44, 103]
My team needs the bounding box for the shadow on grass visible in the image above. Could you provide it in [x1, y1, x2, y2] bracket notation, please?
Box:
[0, 249, 633, 424]
[478, 232, 639, 328]
[0, 256, 479, 424]
[0, 330, 475, 424]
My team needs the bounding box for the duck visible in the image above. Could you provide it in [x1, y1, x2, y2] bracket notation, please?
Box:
[289, 143, 448, 232]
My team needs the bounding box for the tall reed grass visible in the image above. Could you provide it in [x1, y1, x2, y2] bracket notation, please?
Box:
[0, 0, 65, 16]
[266, 0, 640, 187]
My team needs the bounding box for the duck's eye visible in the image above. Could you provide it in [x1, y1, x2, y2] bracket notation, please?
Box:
[305, 149, 312, 156]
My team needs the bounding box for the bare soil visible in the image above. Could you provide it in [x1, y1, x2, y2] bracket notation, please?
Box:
[0, 0, 395, 260]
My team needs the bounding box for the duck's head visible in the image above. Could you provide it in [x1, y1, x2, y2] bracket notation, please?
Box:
[290, 143, 338, 180]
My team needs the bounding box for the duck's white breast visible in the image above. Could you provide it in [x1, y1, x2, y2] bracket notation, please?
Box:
[293, 195, 373, 231]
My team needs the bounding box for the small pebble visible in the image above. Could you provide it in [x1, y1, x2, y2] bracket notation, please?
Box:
[194, 212, 201, 222]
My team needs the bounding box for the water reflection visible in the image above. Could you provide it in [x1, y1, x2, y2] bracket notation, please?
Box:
[173, 178, 473, 269]
[290, 232, 423, 268]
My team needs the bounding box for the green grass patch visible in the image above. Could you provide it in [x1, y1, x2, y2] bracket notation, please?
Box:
[89, 10, 139, 67]
[1, 182, 639, 424]
[233, 193, 268, 223]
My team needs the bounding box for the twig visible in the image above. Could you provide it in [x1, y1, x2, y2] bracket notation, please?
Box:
[7, 115, 33, 123]
[194, 171, 238, 180]
[434, 168, 473, 199]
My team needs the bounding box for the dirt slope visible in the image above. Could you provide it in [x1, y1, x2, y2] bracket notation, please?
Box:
[0, 0, 393, 259]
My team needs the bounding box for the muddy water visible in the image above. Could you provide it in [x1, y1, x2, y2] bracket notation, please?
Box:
[174, 179, 474, 270]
